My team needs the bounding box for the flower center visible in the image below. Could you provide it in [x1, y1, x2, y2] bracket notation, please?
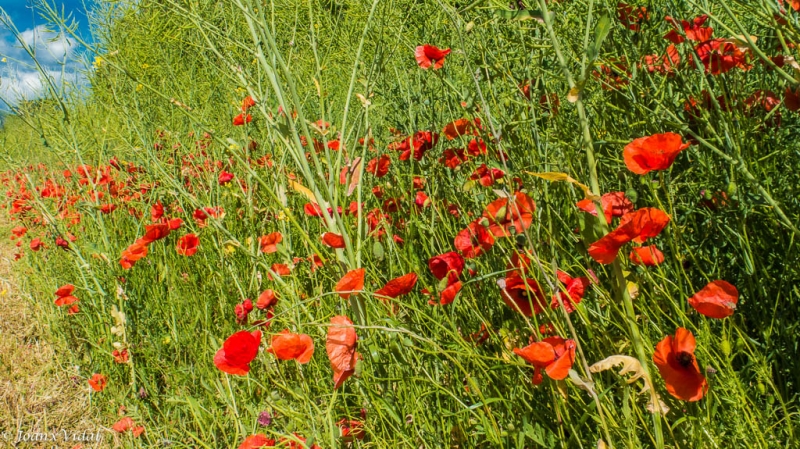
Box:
[676, 351, 694, 368]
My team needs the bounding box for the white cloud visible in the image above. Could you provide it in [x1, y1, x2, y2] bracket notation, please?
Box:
[0, 25, 85, 108]
[17, 25, 78, 64]
[0, 67, 85, 107]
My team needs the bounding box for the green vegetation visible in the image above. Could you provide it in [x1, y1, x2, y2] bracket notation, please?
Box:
[1, 0, 799, 447]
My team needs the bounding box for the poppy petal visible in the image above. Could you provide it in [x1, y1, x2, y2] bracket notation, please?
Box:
[335, 268, 365, 299]
[688, 280, 738, 318]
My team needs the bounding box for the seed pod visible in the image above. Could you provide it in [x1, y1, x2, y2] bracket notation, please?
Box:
[720, 340, 731, 357]
[727, 181, 738, 197]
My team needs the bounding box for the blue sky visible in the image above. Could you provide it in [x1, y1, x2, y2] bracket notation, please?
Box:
[0, 0, 95, 108]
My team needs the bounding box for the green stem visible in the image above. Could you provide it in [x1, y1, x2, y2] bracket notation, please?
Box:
[537, 0, 664, 446]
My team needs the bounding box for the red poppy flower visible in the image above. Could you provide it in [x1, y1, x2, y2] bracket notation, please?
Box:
[268, 263, 291, 280]
[588, 208, 670, 264]
[429, 280, 462, 306]
[112, 417, 135, 433]
[259, 232, 282, 254]
[481, 192, 536, 237]
[238, 434, 275, 449]
[233, 113, 252, 126]
[241, 96, 257, 111]
[688, 280, 738, 319]
[326, 315, 359, 389]
[267, 330, 314, 364]
[428, 251, 465, 284]
[442, 118, 475, 140]
[551, 270, 590, 313]
[122, 239, 149, 262]
[508, 250, 534, 274]
[467, 138, 487, 156]
[30, 238, 43, 251]
[321, 232, 346, 249]
[642, 44, 681, 75]
[308, 254, 325, 272]
[623, 133, 689, 174]
[653, 327, 708, 401]
[415, 44, 451, 70]
[514, 336, 577, 384]
[235, 299, 254, 323]
[664, 15, 714, 44]
[338, 419, 366, 441]
[375, 273, 418, 299]
[112, 349, 129, 364]
[88, 373, 107, 392]
[470, 164, 505, 187]
[99, 204, 117, 214]
[335, 268, 365, 299]
[279, 434, 321, 449]
[693, 38, 750, 75]
[55, 236, 70, 249]
[406, 131, 438, 161]
[454, 221, 495, 258]
[439, 148, 468, 169]
[214, 330, 262, 375]
[11, 226, 27, 238]
[778, 0, 800, 12]
[786, 86, 800, 112]
[219, 171, 235, 185]
[176, 234, 199, 256]
[617, 2, 649, 31]
[142, 223, 170, 243]
[366, 155, 391, 178]
[576, 191, 634, 223]
[54, 284, 79, 306]
[593, 59, 630, 90]
[256, 289, 278, 310]
[630, 245, 665, 266]
[500, 272, 547, 316]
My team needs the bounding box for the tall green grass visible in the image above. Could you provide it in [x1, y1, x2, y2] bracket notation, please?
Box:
[1, 0, 799, 447]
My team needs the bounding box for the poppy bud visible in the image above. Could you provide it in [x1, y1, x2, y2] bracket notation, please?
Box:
[720, 340, 731, 357]
[494, 205, 507, 222]
[624, 188, 638, 204]
[437, 276, 450, 292]
[726, 181, 737, 197]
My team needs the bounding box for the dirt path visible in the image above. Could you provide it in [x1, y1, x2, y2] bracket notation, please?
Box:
[0, 238, 101, 448]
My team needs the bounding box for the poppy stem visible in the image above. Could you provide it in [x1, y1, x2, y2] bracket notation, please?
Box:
[536, 0, 665, 446]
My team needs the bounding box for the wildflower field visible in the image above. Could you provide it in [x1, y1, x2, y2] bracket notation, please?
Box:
[1, 0, 799, 447]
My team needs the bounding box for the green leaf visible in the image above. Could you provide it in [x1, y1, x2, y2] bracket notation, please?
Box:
[493, 9, 551, 23]
[462, 179, 477, 192]
[373, 240, 385, 261]
[587, 15, 612, 62]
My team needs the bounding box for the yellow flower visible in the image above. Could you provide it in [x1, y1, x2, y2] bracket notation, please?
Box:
[92, 56, 104, 68]
[136, 84, 143, 92]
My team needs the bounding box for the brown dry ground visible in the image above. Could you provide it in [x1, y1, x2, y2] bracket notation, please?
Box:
[0, 234, 103, 448]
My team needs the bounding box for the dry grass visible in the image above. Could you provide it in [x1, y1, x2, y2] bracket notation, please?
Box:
[0, 235, 103, 448]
